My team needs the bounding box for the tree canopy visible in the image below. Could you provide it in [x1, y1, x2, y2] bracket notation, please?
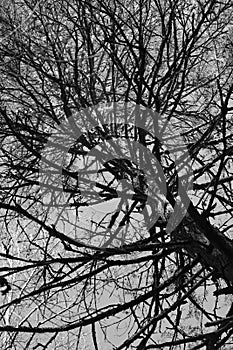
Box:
[0, 0, 233, 349]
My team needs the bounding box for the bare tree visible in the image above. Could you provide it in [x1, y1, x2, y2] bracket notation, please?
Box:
[0, 0, 233, 349]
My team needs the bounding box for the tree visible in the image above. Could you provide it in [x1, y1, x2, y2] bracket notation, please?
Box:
[0, 0, 233, 349]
